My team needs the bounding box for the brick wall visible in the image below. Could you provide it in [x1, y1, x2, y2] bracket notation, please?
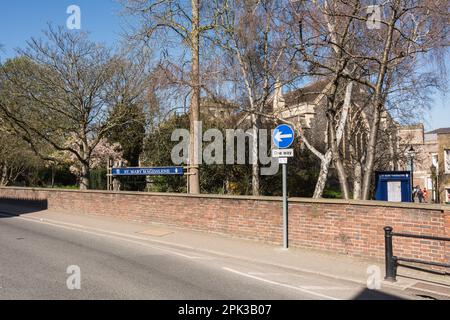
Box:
[445, 210, 450, 264]
[438, 133, 450, 204]
[0, 187, 449, 264]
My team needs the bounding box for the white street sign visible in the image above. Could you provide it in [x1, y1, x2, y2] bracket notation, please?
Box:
[272, 149, 294, 158]
[279, 158, 288, 164]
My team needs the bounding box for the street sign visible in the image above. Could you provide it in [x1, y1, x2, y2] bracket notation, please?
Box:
[272, 125, 295, 250]
[272, 149, 294, 158]
[111, 167, 184, 176]
[273, 125, 295, 149]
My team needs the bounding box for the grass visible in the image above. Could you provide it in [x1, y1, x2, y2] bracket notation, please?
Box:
[322, 189, 342, 199]
[44, 184, 79, 190]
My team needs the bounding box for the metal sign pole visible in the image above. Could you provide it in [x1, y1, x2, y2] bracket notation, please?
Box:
[282, 162, 288, 249]
[273, 124, 294, 251]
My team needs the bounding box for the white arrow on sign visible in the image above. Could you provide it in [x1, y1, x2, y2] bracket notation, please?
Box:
[274, 131, 293, 143]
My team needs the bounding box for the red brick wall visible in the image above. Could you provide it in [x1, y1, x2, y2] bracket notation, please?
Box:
[445, 210, 450, 264]
[1, 187, 449, 264]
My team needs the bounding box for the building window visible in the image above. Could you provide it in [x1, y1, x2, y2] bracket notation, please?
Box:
[432, 154, 438, 168]
[446, 188, 450, 203]
[445, 150, 450, 173]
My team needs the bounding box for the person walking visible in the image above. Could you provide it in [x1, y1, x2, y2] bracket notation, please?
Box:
[423, 188, 428, 203]
[417, 187, 424, 203]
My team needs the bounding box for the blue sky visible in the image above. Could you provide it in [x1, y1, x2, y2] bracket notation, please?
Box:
[0, 0, 448, 131]
[0, 0, 123, 53]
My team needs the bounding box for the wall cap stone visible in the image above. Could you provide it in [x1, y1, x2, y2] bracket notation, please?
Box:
[0, 186, 282, 202]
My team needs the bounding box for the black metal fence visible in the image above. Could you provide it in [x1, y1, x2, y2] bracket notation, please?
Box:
[384, 226, 450, 282]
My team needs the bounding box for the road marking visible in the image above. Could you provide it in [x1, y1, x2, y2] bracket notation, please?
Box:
[222, 267, 340, 300]
[0, 213, 213, 260]
[247, 273, 353, 290]
[248, 272, 306, 277]
[300, 286, 352, 291]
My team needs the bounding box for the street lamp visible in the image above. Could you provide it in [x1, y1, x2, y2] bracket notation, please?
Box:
[405, 146, 416, 202]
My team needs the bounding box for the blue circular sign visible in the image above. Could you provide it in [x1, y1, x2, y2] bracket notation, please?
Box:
[273, 125, 295, 149]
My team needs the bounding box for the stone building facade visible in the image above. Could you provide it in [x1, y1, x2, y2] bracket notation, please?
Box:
[201, 80, 448, 202]
[398, 126, 450, 204]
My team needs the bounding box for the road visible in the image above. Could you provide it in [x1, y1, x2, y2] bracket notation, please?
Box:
[0, 209, 409, 300]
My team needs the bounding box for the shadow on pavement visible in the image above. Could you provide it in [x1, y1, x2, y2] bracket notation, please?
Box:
[352, 289, 406, 300]
[398, 264, 450, 277]
[0, 198, 48, 217]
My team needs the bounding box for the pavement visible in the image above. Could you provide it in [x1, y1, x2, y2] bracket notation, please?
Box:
[0, 200, 448, 300]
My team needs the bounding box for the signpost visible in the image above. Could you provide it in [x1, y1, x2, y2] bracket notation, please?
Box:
[107, 166, 185, 191]
[111, 167, 185, 177]
[273, 124, 295, 250]
[273, 124, 295, 149]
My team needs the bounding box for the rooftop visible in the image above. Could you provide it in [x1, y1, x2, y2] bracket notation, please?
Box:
[283, 80, 330, 106]
[426, 128, 450, 135]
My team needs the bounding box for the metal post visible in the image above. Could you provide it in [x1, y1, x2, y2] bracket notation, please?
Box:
[107, 158, 113, 191]
[411, 159, 414, 202]
[384, 226, 397, 282]
[282, 163, 288, 249]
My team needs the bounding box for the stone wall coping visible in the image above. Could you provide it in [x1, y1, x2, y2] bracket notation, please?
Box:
[1, 186, 449, 212]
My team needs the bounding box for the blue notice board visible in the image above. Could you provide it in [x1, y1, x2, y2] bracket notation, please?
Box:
[111, 167, 184, 176]
[375, 171, 412, 203]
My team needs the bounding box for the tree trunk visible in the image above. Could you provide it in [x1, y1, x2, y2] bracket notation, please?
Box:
[311, 82, 353, 199]
[327, 114, 350, 199]
[251, 113, 260, 196]
[1, 163, 8, 187]
[51, 166, 55, 188]
[313, 152, 332, 198]
[361, 12, 396, 200]
[80, 162, 90, 190]
[353, 162, 362, 200]
[188, 0, 201, 194]
[319, 81, 353, 199]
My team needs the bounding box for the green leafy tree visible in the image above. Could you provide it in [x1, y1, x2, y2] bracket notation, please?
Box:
[107, 103, 147, 191]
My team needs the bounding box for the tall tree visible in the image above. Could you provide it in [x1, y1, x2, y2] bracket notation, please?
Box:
[121, 0, 221, 194]
[287, 0, 449, 199]
[0, 27, 147, 189]
[207, 0, 295, 196]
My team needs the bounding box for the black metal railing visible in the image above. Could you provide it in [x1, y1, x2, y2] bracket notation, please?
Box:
[384, 226, 450, 282]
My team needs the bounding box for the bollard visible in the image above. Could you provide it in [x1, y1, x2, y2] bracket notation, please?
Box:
[384, 226, 397, 282]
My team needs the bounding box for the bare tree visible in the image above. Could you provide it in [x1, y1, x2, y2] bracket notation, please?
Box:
[121, 0, 222, 194]
[0, 26, 147, 189]
[341, 1, 446, 199]
[286, 0, 448, 199]
[207, 0, 297, 196]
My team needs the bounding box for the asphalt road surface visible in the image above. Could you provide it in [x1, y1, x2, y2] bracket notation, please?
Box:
[0, 210, 410, 300]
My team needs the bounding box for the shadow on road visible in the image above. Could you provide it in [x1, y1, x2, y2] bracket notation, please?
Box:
[352, 288, 406, 300]
[0, 198, 48, 217]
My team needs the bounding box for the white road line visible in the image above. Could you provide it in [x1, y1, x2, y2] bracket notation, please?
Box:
[223, 267, 340, 300]
[248, 272, 305, 277]
[0, 213, 212, 260]
[300, 286, 353, 291]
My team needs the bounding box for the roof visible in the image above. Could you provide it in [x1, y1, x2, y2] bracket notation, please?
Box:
[400, 124, 424, 130]
[283, 80, 330, 106]
[426, 128, 450, 135]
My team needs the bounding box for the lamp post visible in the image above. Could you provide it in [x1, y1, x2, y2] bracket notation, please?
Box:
[405, 146, 416, 202]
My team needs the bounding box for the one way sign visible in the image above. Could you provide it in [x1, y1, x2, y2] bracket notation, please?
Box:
[273, 124, 295, 149]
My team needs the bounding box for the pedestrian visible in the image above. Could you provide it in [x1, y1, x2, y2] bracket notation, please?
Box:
[417, 187, 424, 203]
[412, 188, 417, 202]
[423, 188, 428, 203]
